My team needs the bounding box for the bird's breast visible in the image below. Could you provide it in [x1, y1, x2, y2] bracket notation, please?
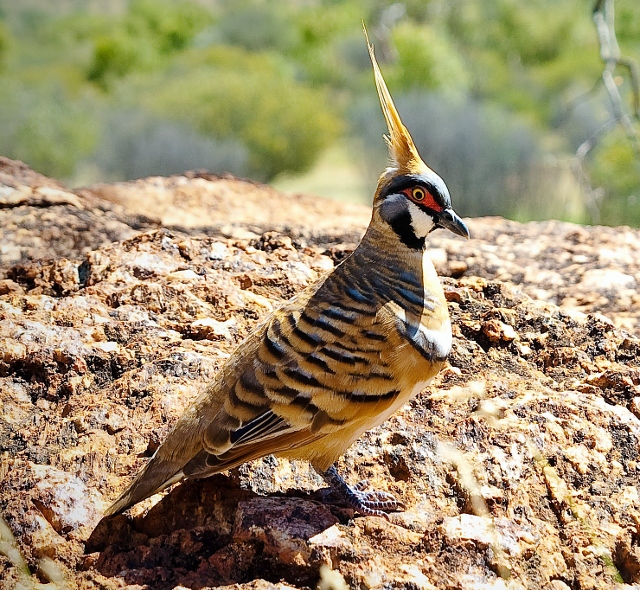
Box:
[387, 304, 451, 360]
[379, 254, 451, 363]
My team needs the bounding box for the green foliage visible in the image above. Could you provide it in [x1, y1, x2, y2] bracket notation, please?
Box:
[0, 0, 638, 224]
[92, 109, 249, 181]
[136, 47, 341, 180]
[292, 1, 365, 48]
[486, 0, 574, 65]
[86, 0, 213, 87]
[616, 0, 640, 46]
[0, 77, 98, 178]
[387, 22, 470, 94]
[215, 4, 300, 53]
[0, 19, 10, 69]
[88, 33, 152, 85]
[445, 0, 601, 122]
[350, 92, 545, 218]
[128, 0, 212, 53]
[590, 131, 640, 226]
[286, 2, 371, 88]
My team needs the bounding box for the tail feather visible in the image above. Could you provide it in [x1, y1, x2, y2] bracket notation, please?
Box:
[104, 461, 185, 517]
[104, 380, 228, 516]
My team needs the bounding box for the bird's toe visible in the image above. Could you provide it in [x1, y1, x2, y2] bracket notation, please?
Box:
[356, 487, 405, 511]
[320, 465, 404, 518]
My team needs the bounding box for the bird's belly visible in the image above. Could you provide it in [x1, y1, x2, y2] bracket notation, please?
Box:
[367, 376, 433, 431]
[286, 371, 436, 471]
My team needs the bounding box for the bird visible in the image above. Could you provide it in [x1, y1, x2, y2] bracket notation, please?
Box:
[104, 30, 469, 519]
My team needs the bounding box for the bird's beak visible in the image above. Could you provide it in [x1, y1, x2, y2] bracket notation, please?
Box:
[436, 208, 470, 239]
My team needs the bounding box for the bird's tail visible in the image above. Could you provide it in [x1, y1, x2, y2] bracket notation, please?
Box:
[103, 459, 185, 517]
[103, 379, 228, 516]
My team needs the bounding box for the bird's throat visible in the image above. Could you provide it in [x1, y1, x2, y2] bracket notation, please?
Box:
[387, 207, 425, 250]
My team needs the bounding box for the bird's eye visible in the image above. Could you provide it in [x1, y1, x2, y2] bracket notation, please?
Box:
[412, 187, 425, 201]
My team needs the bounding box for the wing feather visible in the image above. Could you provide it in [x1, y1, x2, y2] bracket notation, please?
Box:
[229, 410, 290, 446]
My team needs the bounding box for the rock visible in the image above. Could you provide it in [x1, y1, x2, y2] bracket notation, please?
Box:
[481, 319, 518, 343]
[0, 158, 157, 275]
[233, 497, 339, 565]
[429, 218, 640, 334]
[317, 564, 350, 590]
[84, 171, 371, 246]
[1, 159, 640, 589]
[580, 268, 636, 289]
[29, 465, 104, 534]
[189, 317, 237, 340]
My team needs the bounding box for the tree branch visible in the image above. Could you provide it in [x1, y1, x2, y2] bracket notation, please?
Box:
[571, 0, 640, 222]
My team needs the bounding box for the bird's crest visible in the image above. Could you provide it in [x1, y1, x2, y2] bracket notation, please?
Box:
[364, 26, 430, 178]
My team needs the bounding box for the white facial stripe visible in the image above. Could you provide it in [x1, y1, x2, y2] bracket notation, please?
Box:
[407, 200, 436, 239]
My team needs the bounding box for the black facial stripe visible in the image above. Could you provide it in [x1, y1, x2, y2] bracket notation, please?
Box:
[388, 207, 425, 250]
[381, 174, 449, 209]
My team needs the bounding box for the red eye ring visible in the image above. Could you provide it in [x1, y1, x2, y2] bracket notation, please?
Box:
[411, 187, 425, 201]
[402, 186, 444, 212]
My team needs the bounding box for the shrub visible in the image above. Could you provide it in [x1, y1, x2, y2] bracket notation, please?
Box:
[0, 20, 10, 69]
[88, 33, 151, 85]
[214, 4, 299, 53]
[129, 0, 213, 54]
[589, 130, 640, 226]
[388, 22, 470, 94]
[134, 47, 342, 180]
[0, 77, 97, 178]
[86, 0, 213, 87]
[90, 109, 249, 181]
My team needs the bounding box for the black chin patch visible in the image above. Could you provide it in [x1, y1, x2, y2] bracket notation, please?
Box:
[391, 209, 425, 250]
[380, 196, 425, 250]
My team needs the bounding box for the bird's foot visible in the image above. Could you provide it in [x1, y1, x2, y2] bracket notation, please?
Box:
[320, 465, 404, 519]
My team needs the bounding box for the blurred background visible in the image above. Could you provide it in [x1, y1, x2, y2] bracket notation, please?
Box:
[0, 0, 638, 225]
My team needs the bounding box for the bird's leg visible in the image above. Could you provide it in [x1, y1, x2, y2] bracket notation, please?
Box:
[320, 464, 404, 519]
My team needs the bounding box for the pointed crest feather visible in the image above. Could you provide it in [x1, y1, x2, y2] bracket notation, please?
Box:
[364, 25, 428, 176]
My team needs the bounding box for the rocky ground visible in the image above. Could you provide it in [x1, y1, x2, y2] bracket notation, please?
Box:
[1, 156, 640, 590]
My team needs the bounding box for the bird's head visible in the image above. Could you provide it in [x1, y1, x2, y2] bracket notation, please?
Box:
[365, 30, 469, 250]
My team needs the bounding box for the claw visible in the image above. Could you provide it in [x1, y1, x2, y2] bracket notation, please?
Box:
[320, 465, 404, 518]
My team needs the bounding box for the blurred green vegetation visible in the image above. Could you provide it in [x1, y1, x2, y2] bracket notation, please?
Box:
[135, 47, 342, 179]
[0, 20, 10, 69]
[86, 0, 215, 86]
[0, 0, 638, 225]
